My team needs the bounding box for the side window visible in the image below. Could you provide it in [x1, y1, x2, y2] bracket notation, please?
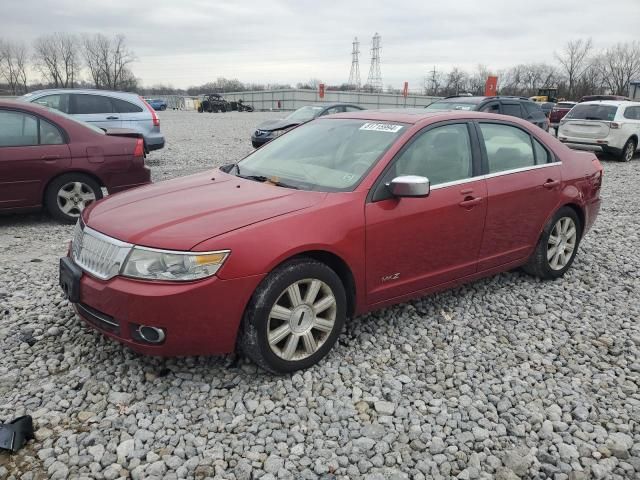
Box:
[40, 120, 64, 145]
[522, 102, 540, 117]
[72, 94, 114, 114]
[0, 110, 38, 146]
[32, 94, 69, 113]
[323, 106, 344, 115]
[533, 138, 551, 164]
[501, 103, 523, 118]
[112, 98, 143, 113]
[390, 124, 473, 186]
[480, 123, 535, 173]
[623, 106, 640, 120]
[345, 106, 362, 112]
[480, 102, 500, 113]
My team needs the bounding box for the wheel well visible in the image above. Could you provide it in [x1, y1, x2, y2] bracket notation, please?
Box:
[564, 203, 585, 236]
[628, 134, 638, 147]
[43, 171, 105, 205]
[291, 250, 357, 318]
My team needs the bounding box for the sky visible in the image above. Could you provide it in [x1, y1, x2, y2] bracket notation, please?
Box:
[3, 0, 640, 89]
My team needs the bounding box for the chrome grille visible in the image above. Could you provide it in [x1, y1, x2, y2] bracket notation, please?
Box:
[71, 222, 133, 280]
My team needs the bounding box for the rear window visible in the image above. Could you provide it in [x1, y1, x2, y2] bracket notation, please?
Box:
[565, 104, 618, 121]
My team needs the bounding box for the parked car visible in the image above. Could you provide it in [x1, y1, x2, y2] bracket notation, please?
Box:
[197, 93, 230, 113]
[60, 109, 603, 373]
[251, 103, 364, 148]
[0, 100, 150, 223]
[549, 101, 578, 133]
[425, 96, 549, 130]
[539, 102, 555, 118]
[558, 100, 640, 161]
[145, 98, 167, 111]
[20, 89, 165, 152]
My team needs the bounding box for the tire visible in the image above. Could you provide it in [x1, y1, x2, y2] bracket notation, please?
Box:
[239, 258, 347, 374]
[44, 173, 103, 224]
[197, 106, 203, 113]
[523, 206, 582, 280]
[160, 105, 166, 111]
[619, 138, 636, 162]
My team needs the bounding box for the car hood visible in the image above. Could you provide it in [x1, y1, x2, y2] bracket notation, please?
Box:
[84, 171, 326, 250]
[255, 118, 303, 132]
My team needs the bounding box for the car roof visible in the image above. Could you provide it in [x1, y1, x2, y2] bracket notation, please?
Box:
[324, 108, 539, 126]
[579, 100, 639, 107]
[22, 89, 141, 99]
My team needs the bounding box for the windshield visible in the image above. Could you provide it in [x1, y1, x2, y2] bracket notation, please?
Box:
[425, 100, 480, 112]
[565, 104, 618, 121]
[234, 119, 406, 192]
[285, 106, 324, 122]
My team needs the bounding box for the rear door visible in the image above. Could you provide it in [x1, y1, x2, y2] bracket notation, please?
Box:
[0, 109, 71, 209]
[500, 101, 525, 120]
[113, 97, 150, 137]
[69, 93, 122, 129]
[365, 122, 487, 304]
[476, 121, 561, 270]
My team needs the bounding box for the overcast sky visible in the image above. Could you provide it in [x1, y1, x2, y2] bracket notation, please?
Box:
[4, 0, 640, 89]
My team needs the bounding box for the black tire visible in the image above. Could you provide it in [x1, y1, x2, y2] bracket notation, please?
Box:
[212, 106, 218, 113]
[197, 106, 203, 113]
[44, 173, 103, 224]
[160, 105, 166, 111]
[619, 138, 636, 162]
[238, 258, 347, 374]
[523, 206, 582, 280]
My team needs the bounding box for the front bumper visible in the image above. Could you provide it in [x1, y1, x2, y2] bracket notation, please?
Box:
[62, 257, 265, 356]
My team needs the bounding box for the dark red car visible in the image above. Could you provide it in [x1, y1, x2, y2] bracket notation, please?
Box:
[549, 101, 578, 133]
[60, 110, 603, 373]
[0, 100, 150, 223]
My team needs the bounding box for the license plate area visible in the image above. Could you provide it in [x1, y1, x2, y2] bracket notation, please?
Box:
[59, 257, 82, 303]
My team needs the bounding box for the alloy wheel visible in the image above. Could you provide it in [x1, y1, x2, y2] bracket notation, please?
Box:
[57, 181, 97, 217]
[547, 216, 577, 270]
[267, 279, 337, 361]
[624, 142, 635, 162]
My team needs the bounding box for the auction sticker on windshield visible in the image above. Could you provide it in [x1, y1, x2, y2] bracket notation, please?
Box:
[359, 123, 404, 133]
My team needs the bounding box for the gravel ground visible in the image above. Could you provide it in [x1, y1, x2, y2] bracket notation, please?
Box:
[0, 110, 639, 480]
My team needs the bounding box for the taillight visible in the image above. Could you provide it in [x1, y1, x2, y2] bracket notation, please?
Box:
[140, 96, 160, 127]
[134, 138, 145, 158]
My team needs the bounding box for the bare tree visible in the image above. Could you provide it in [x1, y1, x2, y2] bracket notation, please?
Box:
[467, 64, 491, 95]
[555, 38, 593, 98]
[33, 33, 80, 88]
[0, 39, 29, 94]
[443, 67, 468, 96]
[424, 66, 443, 96]
[82, 33, 136, 90]
[598, 41, 640, 96]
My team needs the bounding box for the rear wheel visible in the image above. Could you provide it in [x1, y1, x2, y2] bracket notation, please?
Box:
[45, 173, 103, 224]
[523, 206, 581, 279]
[239, 258, 346, 373]
[620, 138, 636, 162]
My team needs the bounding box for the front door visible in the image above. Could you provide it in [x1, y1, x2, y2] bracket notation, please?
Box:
[365, 122, 487, 304]
[475, 121, 562, 270]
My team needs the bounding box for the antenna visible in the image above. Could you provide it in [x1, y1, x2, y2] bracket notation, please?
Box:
[348, 37, 361, 90]
[366, 33, 382, 92]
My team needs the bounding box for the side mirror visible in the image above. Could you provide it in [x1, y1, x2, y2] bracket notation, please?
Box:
[388, 175, 430, 198]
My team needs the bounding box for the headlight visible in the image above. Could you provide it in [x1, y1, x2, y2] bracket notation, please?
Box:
[121, 247, 230, 281]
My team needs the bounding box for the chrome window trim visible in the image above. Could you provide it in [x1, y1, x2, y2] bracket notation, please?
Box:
[430, 161, 561, 191]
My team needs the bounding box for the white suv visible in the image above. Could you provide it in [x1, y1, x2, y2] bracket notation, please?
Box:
[558, 100, 640, 162]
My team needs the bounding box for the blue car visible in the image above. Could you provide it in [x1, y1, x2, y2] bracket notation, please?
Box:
[146, 98, 167, 111]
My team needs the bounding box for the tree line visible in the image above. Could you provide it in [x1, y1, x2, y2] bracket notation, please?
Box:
[423, 39, 640, 100]
[0, 33, 136, 95]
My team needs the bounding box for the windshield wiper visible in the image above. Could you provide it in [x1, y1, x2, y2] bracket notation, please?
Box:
[234, 165, 299, 189]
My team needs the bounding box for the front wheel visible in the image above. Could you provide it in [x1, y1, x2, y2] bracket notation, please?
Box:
[523, 207, 582, 279]
[620, 138, 636, 162]
[45, 173, 103, 224]
[239, 258, 346, 373]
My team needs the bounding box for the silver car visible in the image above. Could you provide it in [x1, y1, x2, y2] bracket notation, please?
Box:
[20, 89, 165, 152]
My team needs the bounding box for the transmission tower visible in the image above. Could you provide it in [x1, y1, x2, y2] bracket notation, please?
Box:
[348, 37, 361, 90]
[366, 33, 382, 92]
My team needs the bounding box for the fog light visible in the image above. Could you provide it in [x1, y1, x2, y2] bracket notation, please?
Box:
[132, 325, 166, 344]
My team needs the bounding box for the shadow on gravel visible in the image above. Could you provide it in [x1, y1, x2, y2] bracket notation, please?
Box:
[0, 211, 58, 228]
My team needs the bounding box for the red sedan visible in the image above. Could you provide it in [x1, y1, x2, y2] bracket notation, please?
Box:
[60, 110, 603, 373]
[0, 100, 150, 223]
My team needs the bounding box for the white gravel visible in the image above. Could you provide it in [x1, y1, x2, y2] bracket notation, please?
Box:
[0, 110, 639, 479]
